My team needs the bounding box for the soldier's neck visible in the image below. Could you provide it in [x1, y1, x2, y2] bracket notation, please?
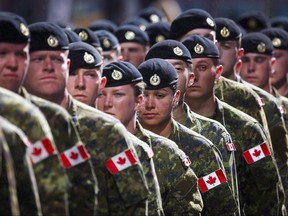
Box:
[186, 94, 216, 118]
[173, 101, 186, 125]
[273, 80, 288, 97]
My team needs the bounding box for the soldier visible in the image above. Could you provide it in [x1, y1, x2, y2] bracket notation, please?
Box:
[138, 58, 237, 215]
[24, 22, 150, 215]
[0, 13, 99, 215]
[97, 61, 203, 215]
[237, 10, 269, 33]
[239, 32, 288, 207]
[114, 24, 150, 67]
[145, 21, 171, 46]
[88, 19, 118, 34]
[183, 34, 284, 215]
[144, 39, 240, 213]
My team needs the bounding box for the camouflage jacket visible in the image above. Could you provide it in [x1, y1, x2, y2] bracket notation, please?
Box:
[272, 87, 288, 132]
[212, 98, 283, 215]
[181, 103, 239, 213]
[66, 95, 150, 215]
[169, 119, 237, 216]
[135, 121, 203, 215]
[0, 116, 40, 215]
[0, 87, 68, 215]
[21, 87, 98, 215]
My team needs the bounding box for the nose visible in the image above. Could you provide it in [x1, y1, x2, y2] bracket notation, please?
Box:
[121, 49, 129, 62]
[145, 96, 155, 110]
[75, 74, 86, 90]
[247, 60, 255, 73]
[6, 53, 18, 70]
[103, 94, 113, 108]
[43, 58, 54, 73]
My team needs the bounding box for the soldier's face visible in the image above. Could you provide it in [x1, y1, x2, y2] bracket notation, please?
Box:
[97, 84, 141, 128]
[185, 58, 222, 101]
[24, 50, 69, 99]
[271, 49, 288, 88]
[67, 67, 106, 107]
[240, 53, 273, 90]
[0, 42, 29, 93]
[119, 42, 147, 67]
[138, 87, 180, 129]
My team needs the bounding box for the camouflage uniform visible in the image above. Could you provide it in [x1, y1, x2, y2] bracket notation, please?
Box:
[272, 87, 288, 131]
[168, 119, 237, 215]
[20, 87, 98, 215]
[66, 95, 150, 215]
[0, 116, 41, 215]
[181, 102, 240, 213]
[0, 124, 20, 216]
[135, 121, 203, 215]
[211, 97, 283, 215]
[0, 87, 68, 215]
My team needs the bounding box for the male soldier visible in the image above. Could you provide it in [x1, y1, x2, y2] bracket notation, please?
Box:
[183, 34, 284, 215]
[0, 13, 99, 215]
[67, 41, 164, 215]
[239, 32, 288, 206]
[114, 24, 150, 67]
[144, 39, 240, 213]
[0, 13, 69, 215]
[138, 58, 238, 215]
[237, 10, 269, 33]
[24, 22, 150, 215]
[145, 21, 171, 46]
[97, 61, 203, 215]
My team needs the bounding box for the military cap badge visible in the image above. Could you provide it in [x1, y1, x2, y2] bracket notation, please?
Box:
[150, 74, 160, 86]
[139, 25, 146, 31]
[220, 26, 230, 38]
[272, 37, 281, 47]
[173, 46, 183, 56]
[248, 19, 257, 29]
[257, 42, 266, 53]
[79, 30, 88, 41]
[194, 43, 204, 54]
[84, 52, 95, 64]
[112, 69, 123, 80]
[47, 35, 59, 47]
[150, 14, 160, 23]
[20, 23, 29, 36]
[125, 31, 135, 40]
[156, 35, 165, 43]
[206, 17, 215, 27]
[103, 38, 111, 49]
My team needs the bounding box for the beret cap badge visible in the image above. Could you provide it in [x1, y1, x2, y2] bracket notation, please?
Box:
[220, 26, 230, 38]
[272, 38, 281, 47]
[173, 46, 183, 56]
[125, 31, 135, 40]
[150, 14, 160, 23]
[257, 42, 266, 53]
[79, 30, 88, 41]
[83, 52, 95, 64]
[206, 17, 215, 27]
[156, 35, 165, 43]
[150, 74, 161, 86]
[47, 35, 59, 47]
[194, 43, 204, 54]
[111, 69, 123, 80]
[20, 23, 29, 36]
[103, 38, 111, 48]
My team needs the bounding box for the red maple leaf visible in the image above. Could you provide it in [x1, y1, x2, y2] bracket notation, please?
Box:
[252, 149, 261, 157]
[117, 157, 126, 165]
[70, 152, 78, 160]
[32, 147, 42, 156]
[206, 176, 216, 185]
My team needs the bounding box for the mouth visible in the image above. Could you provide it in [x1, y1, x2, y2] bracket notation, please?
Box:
[40, 76, 57, 80]
[73, 94, 87, 98]
[143, 113, 157, 118]
[3, 74, 18, 78]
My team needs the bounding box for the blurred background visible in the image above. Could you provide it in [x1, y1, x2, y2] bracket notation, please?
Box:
[0, 0, 287, 26]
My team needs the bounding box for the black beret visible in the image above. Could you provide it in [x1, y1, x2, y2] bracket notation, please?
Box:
[29, 22, 69, 52]
[115, 25, 149, 46]
[94, 30, 119, 51]
[122, 16, 150, 31]
[182, 35, 219, 59]
[238, 11, 268, 32]
[215, 17, 242, 41]
[64, 29, 81, 43]
[0, 12, 29, 43]
[73, 27, 101, 48]
[68, 42, 103, 74]
[269, 16, 288, 32]
[103, 61, 143, 87]
[88, 20, 118, 34]
[241, 32, 274, 56]
[138, 58, 178, 90]
[170, 9, 216, 40]
[138, 6, 166, 23]
[145, 21, 170, 46]
[261, 27, 288, 50]
[145, 39, 192, 63]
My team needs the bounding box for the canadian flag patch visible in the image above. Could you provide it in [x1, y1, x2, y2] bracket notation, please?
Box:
[26, 138, 55, 164]
[198, 169, 227, 193]
[177, 149, 191, 167]
[59, 145, 90, 168]
[106, 149, 137, 174]
[257, 98, 265, 107]
[226, 143, 236, 151]
[243, 142, 271, 164]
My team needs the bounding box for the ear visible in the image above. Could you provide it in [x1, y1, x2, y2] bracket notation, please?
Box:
[215, 64, 223, 80]
[270, 57, 276, 75]
[237, 48, 244, 59]
[173, 90, 181, 108]
[234, 59, 242, 75]
[98, 77, 107, 95]
[188, 72, 195, 87]
[135, 95, 144, 111]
